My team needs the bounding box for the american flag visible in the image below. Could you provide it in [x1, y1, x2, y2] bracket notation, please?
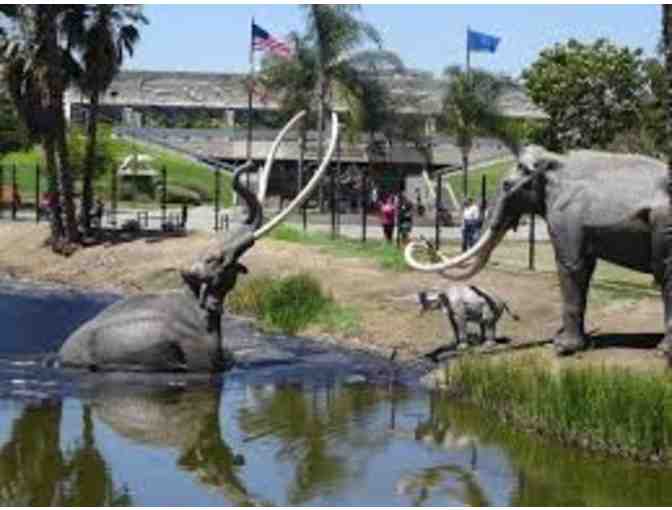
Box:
[252, 22, 293, 60]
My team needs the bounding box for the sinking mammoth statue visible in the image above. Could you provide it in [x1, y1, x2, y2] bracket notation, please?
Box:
[59, 111, 339, 371]
[406, 145, 672, 356]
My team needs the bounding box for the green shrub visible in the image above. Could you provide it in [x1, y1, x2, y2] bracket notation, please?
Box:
[226, 275, 275, 318]
[226, 272, 359, 336]
[263, 273, 329, 335]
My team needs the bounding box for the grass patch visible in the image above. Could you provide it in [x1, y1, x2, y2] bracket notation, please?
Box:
[270, 224, 407, 272]
[227, 272, 361, 336]
[446, 160, 511, 203]
[445, 355, 672, 460]
[0, 137, 232, 206]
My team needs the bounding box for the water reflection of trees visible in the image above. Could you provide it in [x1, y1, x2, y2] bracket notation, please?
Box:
[237, 382, 406, 505]
[0, 401, 130, 506]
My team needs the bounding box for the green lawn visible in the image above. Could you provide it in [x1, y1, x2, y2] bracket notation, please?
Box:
[270, 224, 408, 272]
[0, 137, 233, 206]
[446, 160, 512, 204]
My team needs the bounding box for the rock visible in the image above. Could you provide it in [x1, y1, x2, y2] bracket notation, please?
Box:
[420, 367, 449, 390]
[344, 374, 367, 385]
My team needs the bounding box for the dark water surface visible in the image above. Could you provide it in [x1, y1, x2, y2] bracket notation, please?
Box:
[1, 279, 672, 506]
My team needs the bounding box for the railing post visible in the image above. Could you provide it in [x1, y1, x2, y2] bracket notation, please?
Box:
[361, 168, 368, 243]
[330, 166, 336, 240]
[480, 174, 487, 216]
[11, 163, 17, 221]
[111, 164, 117, 228]
[161, 165, 167, 226]
[435, 173, 442, 249]
[302, 202, 307, 232]
[214, 168, 220, 231]
[528, 213, 536, 271]
[35, 164, 40, 223]
[0, 165, 5, 219]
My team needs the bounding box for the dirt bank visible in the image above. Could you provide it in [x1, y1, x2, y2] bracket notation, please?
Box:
[0, 223, 666, 371]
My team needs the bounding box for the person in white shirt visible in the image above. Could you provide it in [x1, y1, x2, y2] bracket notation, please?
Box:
[462, 198, 481, 251]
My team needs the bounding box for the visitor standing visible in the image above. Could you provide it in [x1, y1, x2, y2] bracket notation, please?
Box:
[462, 197, 480, 251]
[398, 194, 414, 245]
[380, 194, 396, 242]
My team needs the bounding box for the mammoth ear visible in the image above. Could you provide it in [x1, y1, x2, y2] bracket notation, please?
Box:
[235, 262, 249, 274]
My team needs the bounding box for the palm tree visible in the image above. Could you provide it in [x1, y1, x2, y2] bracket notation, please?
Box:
[260, 32, 318, 196]
[76, 5, 147, 233]
[441, 67, 510, 199]
[1, 5, 81, 247]
[302, 5, 381, 210]
[260, 32, 390, 205]
[663, 5, 672, 202]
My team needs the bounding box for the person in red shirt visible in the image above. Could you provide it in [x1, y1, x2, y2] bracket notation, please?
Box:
[380, 194, 396, 242]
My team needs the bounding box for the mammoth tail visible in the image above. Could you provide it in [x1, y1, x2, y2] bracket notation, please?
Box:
[503, 302, 520, 321]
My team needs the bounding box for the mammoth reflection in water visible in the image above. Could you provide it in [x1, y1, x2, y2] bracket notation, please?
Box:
[89, 383, 263, 506]
[0, 400, 130, 506]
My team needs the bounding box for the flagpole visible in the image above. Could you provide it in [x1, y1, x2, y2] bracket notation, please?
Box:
[466, 25, 471, 79]
[246, 17, 255, 189]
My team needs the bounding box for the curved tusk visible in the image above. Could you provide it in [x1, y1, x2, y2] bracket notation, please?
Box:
[254, 112, 339, 240]
[257, 110, 307, 204]
[440, 254, 489, 281]
[404, 227, 494, 272]
[438, 229, 506, 280]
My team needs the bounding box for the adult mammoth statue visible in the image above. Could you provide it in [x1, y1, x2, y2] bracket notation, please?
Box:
[59, 111, 339, 371]
[405, 145, 672, 356]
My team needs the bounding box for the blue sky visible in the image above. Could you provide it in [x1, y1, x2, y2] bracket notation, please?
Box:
[125, 4, 662, 78]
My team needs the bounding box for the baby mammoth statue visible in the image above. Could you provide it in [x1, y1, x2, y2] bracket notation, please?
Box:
[418, 285, 519, 351]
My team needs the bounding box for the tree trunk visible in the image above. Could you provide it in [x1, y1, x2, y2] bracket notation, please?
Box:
[317, 72, 326, 212]
[462, 152, 470, 201]
[664, 5, 672, 203]
[54, 95, 79, 244]
[43, 136, 63, 244]
[81, 92, 100, 234]
[298, 116, 306, 196]
[43, 6, 78, 245]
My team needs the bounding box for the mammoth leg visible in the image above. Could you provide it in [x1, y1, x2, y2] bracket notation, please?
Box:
[652, 211, 672, 356]
[438, 293, 464, 348]
[479, 321, 487, 345]
[554, 257, 596, 355]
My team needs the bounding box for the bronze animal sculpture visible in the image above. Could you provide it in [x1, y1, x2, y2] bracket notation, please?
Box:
[418, 285, 519, 350]
[59, 111, 339, 371]
[406, 146, 672, 356]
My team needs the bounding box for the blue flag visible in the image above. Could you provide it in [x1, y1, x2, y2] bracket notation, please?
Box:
[467, 29, 501, 53]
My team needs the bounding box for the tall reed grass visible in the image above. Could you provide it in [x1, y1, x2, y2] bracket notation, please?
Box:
[446, 356, 672, 460]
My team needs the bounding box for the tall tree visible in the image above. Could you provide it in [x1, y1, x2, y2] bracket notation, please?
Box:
[302, 5, 381, 210]
[260, 32, 318, 195]
[664, 5, 672, 202]
[440, 66, 510, 199]
[523, 38, 645, 151]
[260, 33, 390, 201]
[76, 5, 147, 233]
[1, 5, 81, 247]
